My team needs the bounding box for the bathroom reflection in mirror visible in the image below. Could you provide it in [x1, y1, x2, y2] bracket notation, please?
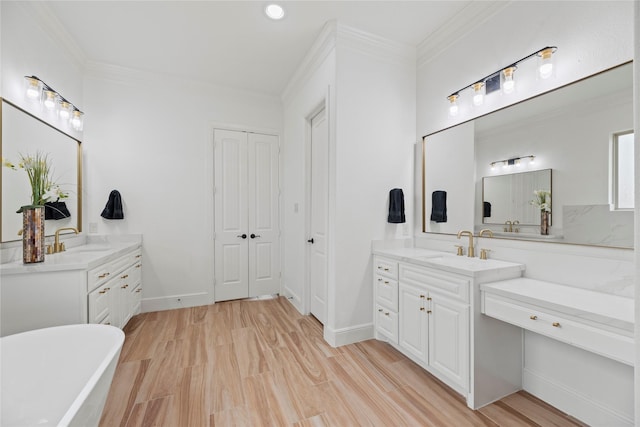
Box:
[1, 99, 81, 243]
[483, 169, 552, 226]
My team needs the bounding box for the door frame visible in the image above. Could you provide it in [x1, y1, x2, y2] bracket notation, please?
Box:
[304, 100, 330, 321]
[208, 122, 282, 304]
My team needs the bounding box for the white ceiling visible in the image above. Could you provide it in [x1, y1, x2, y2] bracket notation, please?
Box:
[44, 1, 473, 97]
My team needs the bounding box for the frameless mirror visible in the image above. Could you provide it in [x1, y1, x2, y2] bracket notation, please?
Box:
[423, 61, 633, 248]
[483, 169, 552, 226]
[1, 99, 82, 242]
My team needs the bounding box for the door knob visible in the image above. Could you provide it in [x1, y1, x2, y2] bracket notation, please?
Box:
[237, 234, 247, 239]
[250, 233, 261, 239]
[307, 238, 314, 244]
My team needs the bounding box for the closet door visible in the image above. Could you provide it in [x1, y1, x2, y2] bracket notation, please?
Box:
[214, 129, 249, 301]
[247, 133, 280, 296]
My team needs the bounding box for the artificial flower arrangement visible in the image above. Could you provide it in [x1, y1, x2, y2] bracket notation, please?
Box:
[530, 190, 551, 212]
[2, 151, 68, 212]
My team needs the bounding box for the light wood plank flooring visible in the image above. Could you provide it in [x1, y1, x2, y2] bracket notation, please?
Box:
[101, 296, 587, 426]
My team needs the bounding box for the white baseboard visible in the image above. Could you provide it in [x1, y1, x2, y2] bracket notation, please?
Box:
[324, 323, 374, 347]
[141, 292, 210, 313]
[282, 287, 304, 314]
[523, 367, 633, 427]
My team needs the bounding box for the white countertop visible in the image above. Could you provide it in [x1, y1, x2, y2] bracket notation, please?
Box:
[0, 235, 142, 275]
[481, 278, 634, 332]
[373, 247, 525, 278]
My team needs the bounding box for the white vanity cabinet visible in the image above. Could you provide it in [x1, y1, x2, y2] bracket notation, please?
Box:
[373, 256, 399, 344]
[1, 239, 142, 336]
[398, 262, 469, 394]
[88, 249, 142, 328]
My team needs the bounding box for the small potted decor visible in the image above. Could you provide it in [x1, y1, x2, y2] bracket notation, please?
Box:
[530, 190, 551, 235]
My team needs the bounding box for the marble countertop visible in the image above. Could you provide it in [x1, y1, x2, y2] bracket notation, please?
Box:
[373, 247, 525, 278]
[481, 278, 634, 332]
[0, 235, 142, 275]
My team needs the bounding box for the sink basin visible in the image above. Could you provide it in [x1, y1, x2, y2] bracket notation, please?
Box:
[66, 244, 112, 253]
[415, 255, 522, 272]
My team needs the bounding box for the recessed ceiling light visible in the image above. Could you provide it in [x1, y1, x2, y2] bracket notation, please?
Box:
[265, 4, 285, 20]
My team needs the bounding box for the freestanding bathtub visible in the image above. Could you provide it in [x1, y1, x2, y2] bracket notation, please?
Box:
[1, 324, 125, 426]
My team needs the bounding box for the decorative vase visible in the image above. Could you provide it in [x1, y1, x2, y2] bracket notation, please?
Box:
[22, 206, 45, 263]
[540, 210, 550, 236]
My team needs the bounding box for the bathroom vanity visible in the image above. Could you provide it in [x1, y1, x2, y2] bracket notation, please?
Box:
[372, 246, 525, 409]
[0, 235, 142, 336]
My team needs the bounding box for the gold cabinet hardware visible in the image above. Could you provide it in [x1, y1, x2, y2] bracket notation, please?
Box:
[136, 255, 142, 258]
[420, 307, 425, 311]
[136, 264, 142, 268]
[552, 322, 561, 327]
[420, 294, 425, 299]
[530, 315, 537, 320]
[377, 266, 389, 271]
[105, 322, 111, 325]
[98, 272, 110, 279]
[426, 297, 432, 301]
[121, 274, 129, 279]
[378, 308, 383, 312]
[427, 310, 432, 314]
[384, 312, 389, 316]
[136, 288, 142, 293]
[377, 278, 383, 282]
[99, 287, 110, 294]
[121, 284, 129, 289]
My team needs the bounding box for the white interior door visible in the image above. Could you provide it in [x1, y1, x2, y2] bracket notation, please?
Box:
[308, 108, 328, 324]
[214, 129, 249, 302]
[247, 133, 280, 296]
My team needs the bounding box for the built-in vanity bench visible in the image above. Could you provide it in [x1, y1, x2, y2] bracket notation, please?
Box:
[372, 246, 526, 410]
[481, 278, 634, 366]
[0, 235, 142, 337]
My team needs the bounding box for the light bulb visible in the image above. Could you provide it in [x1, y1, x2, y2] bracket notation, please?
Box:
[43, 90, 57, 110]
[59, 101, 72, 120]
[502, 66, 516, 94]
[502, 161, 508, 169]
[529, 156, 536, 164]
[25, 77, 41, 99]
[537, 48, 555, 79]
[71, 110, 84, 131]
[472, 82, 484, 106]
[447, 94, 459, 116]
[490, 162, 496, 170]
[265, 4, 285, 20]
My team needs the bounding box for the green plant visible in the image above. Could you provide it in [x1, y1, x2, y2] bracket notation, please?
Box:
[530, 190, 551, 212]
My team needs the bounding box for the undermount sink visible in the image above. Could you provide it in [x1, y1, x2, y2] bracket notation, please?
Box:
[66, 244, 112, 253]
[415, 255, 522, 272]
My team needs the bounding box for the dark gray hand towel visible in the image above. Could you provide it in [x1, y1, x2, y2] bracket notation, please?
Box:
[388, 188, 406, 223]
[101, 190, 124, 220]
[430, 190, 447, 223]
[483, 201, 492, 218]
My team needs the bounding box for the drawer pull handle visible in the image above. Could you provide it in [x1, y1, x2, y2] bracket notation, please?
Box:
[136, 264, 142, 268]
[529, 315, 537, 320]
[384, 312, 390, 316]
[136, 288, 142, 293]
[98, 272, 110, 278]
[419, 295, 425, 299]
[552, 322, 561, 327]
[136, 255, 142, 258]
[420, 307, 425, 311]
[105, 322, 111, 325]
[378, 308, 383, 312]
[99, 287, 110, 294]
[121, 284, 129, 289]
[377, 266, 390, 271]
[378, 278, 382, 282]
[427, 310, 432, 314]
[121, 274, 129, 279]
[426, 297, 432, 301]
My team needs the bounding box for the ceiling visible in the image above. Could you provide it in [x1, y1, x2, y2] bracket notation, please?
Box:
[43, 1, 474, 97]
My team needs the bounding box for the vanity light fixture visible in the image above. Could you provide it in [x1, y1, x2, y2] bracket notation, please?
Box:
[447, 94, 459, 116]
[490, 155, 535, 170]
[446, 46, 557, 114]
[23, 75, 84, 131]
[265, 3, 285, 20]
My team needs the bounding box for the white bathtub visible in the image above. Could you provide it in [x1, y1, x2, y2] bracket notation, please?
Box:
[1, 324, 125, 426]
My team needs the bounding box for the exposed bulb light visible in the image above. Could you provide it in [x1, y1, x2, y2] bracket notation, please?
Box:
[447, 94, 459, 116]
[59, 101, 72, 120]
[472, 82, 484, 106]
[25, 77, 41, 99]
[490, 155, 536, 170]
[502, 66, 516, 94]
[265, 4, 285, 20]
[537, 47, 556, 79]
[43, 90, 57, 110]
[70, 110, 84, 131]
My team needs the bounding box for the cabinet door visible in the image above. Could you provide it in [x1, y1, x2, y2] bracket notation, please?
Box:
[428, 294, 469, 390]
[399, 283, 428, 364]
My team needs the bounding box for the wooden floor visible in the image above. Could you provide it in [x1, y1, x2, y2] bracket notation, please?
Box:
[101, 297, 587, 426]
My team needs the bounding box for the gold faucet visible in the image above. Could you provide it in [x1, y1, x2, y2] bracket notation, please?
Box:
[513, 220, 520, 233]
[479, 229, 494, 238]
[54, 227, 79, 253]
[457, 230, 475, 258]
[504, 220, 513, 232]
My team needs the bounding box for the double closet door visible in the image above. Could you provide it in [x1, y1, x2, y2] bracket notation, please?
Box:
[214, 129, 280, 302]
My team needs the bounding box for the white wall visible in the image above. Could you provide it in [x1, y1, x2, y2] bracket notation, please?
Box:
[634, 3, 640, 424]
[416, 2, 636, 425]
[83, 68, 282, 310]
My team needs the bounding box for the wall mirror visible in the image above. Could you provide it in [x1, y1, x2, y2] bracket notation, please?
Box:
[1, 98, 82, 243]
[423, 61, 633, 249]
[483, 169, 552, 226]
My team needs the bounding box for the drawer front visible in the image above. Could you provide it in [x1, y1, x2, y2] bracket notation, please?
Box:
[375, 275, 398, 311]
[375, 304, 398, 344]
[88, 282, 112, 323]
[399, 263, 469, 303]
[483, 293, 634, 366]
[374, 257, 398, 279]
[131, 284, 142, 316]
[88, 263, 113, 291]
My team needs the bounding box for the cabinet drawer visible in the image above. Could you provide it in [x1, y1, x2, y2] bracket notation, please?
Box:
[374, 257, 398, 279]
[88, 282, 112, 324]
[483, 293, 634, 366]
[375, 304, 398, 344]
[375, 275, 398, 311]
[400, 263, 469, 303]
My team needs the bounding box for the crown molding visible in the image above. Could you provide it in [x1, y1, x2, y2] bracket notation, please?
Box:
[417, 1, 509, 69]
[19, 2, 88, 71]
[336, 23, 416, 67]
[281, 20, 338, 106]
